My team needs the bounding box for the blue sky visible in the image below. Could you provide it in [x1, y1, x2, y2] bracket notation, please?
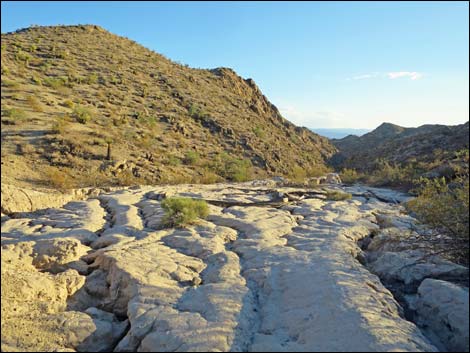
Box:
[2, 1, 468, 129]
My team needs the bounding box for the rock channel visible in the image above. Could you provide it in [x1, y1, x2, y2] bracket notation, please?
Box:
[1, 180, 468, 352]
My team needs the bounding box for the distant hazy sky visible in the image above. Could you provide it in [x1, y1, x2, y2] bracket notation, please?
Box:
[2, 1, 469, 129]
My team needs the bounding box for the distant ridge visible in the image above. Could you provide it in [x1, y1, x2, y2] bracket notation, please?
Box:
[330, 121, 469, 170]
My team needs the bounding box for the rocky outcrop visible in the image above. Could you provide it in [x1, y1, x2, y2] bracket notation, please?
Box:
[355, 195, 469, 352]
[3, 182, 467, 352]
[0, 183, 127, 214]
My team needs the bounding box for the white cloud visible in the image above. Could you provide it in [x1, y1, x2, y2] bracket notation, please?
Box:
[347, 71, 424, 81]
[387, 71, 423, 80]
[350, 73, 379, 80]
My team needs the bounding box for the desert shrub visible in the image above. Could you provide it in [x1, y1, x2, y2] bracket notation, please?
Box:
[208, 152, 252, 182]
[289, 165, 307, 183]
[184, 151, 199, 165]
[72, 105, 93, 124]
[44, 168, 75, 191]
[305, 165, 333, 178]
[115, 170, 143, 186]
[325, 190, 352, 201]
[85, 73, 99, 84]
[62, 99, 75, 108]
[407, 174, 469, 265]
[15, 50, 31, 65]
[31, 75, 42, 85]
[196, 168, 222, 184]
[188, 104, 209, 120]
[340, 168, 362, 184]
[367, 159, 417, 187]
[253, 126, 265, 138]
[3, 108, 28, 121]
[166, 155, 181, 166]
[52, 117, 70, 135]
[161, 197, 209, 227]
[44, 76, 67, 89]
[26, 95, 44, 112]
[1, 79, 19, 88]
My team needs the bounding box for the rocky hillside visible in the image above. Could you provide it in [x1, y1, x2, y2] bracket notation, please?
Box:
[330, 121, 469, 171]
[1, 25, 336, 189]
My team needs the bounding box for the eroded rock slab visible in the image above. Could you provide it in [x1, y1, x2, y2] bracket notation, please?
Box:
[2, 182, 453, 352]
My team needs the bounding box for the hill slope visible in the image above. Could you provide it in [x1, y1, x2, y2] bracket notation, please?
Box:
[1, 25, 336, 189]
[330, 121, 469, 171]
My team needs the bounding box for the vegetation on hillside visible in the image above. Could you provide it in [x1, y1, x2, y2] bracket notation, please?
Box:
[1, 24, 336, 189]
[340, 149, 469, 191]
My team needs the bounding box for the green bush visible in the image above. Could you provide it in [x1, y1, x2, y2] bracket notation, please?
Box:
[253, 126, 265, 138]
[184, 151, 200, 165]
[196, 168, 223, 184]
[85, 73, 99, 84]
[15, 50, 31, 65]
[289, 165, 307, 183]
[44, 76, 67, 89]
[305, 164, 333, 178]
[367, 159, 418, 187]
[62, 99, 75, 108]
[210, 152, 252, 182]
[325, 190, 352, 201]
[407, 174, 469, 265]
[340, 168, 361, 184]
[1, 79, 19, 88]
[188, 104, 209, 120]
[161, 197, 209, 227]
[51, 117, 70, 135]
[166, 155, 181, 166]
[3, 108, 28, 121]
[72, 105, 93, 124]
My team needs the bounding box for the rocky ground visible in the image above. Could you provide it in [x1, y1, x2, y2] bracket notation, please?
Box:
[1, 180, 468, 352]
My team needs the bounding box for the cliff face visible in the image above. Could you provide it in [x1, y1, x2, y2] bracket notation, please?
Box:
[331, 121, 469, 170]
[1, 25, 336, 188]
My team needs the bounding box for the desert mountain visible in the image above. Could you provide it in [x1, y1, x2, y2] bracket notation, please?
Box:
[1, 25, 336, 189]
[330, 121, 469, 171]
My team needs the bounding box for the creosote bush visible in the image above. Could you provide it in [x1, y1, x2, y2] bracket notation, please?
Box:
[161, 197, 209, 227]
[208, 152, 253, 182]
[407, 173, 469, 265]
[340, 168, 361, 185]
[184, 150, 199, 165]
[3, 108, 28, 121]
[72, 105, 93, 124]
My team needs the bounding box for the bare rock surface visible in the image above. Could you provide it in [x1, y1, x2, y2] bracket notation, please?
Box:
[2, 181, 460, 352]
[413, 279, 469, 352]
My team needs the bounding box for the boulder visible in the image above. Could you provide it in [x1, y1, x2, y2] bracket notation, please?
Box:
[415, 279, 469, 352]
[368, 250, 469, 293]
